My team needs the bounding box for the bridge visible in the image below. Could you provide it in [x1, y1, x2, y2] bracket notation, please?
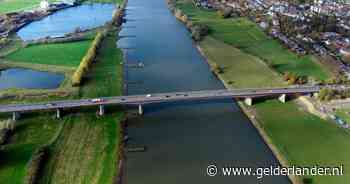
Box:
[0, 85, 339, 121]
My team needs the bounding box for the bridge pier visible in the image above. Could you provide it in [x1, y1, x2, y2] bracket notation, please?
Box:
[98, 105, 105, 116]
[12, 112, 20, 121]
[244, 97, 253, 106]
[56, 109, 61, 119]
[138, 104, 143, 115]
[278, 94, 287, 103]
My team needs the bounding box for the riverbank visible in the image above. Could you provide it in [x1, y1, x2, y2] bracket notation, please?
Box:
[171, 1, 350, 183]
[172, 0, 331, 81]
[0, 1, 126, 183]
[197, 36, 300, 184]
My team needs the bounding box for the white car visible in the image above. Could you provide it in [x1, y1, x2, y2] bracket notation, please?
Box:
[91, 98, 104, 103]
[146, 94, 152, 97]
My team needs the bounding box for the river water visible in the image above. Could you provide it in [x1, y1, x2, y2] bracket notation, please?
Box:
[118, 0, 290, 183]
[17, 3, 116, 41]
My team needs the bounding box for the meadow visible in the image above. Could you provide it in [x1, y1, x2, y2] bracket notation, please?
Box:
[38, 33, 123, 184]
[0, 0, 57, 14]
[176, 1, 330, 80]
[5, 40, 92, 67]
[255, 100, 350, 184]
[0, 33, 123, 184]
[178, 2, 350, 183]
[200, 36, 285, 88]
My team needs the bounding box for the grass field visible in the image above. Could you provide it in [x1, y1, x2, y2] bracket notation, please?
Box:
[0, 0, 57, 14]
[192, 8, 350, 183]
[0, 115, 62, 184]
[0, 33, 123, 184]
[255, 100, 350, 183]
[200, 36, 285, 88]
[38, 33, 123, 184]
[5, 40, 92, 67]
[176, 1, 330, 80]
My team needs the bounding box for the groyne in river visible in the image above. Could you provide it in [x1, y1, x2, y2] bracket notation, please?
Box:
[118, 0, 290, 183]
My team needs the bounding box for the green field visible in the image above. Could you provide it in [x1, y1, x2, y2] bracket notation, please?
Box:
[5, 40, 92, 67]
[189, 5, 350, 183]
[0, 115, 62, 184]
[0, 0, 57, 14]
[255, 100, 350, 183]
[200, 36, 285, 88]
[0, 34, 123, 184]
[176, 1, 330, 80]
[38, 34, 123, 184]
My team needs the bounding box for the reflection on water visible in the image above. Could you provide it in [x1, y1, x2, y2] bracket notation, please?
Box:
[121, 0, 290, 183]
[0, 68, 64, 89]
[17, 3, 116, 41]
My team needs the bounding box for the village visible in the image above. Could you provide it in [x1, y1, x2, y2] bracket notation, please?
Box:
[196, 0, 350, 77]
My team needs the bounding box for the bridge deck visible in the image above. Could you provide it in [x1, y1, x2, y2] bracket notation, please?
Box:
[0, 86, 324, 113]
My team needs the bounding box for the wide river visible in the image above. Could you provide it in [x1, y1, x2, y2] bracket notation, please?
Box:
[118, 0, 290, 183]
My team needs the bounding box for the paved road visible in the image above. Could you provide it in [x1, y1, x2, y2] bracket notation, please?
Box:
[0, 85, 330, 114]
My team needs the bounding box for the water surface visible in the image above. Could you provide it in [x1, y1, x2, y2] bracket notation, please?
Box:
[119, 0, 290, 183]
[17, 3, 116, 41]
[0, 68, 64, 89]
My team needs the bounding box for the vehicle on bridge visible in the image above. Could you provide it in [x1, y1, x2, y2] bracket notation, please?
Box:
[91, 98, 105, 103]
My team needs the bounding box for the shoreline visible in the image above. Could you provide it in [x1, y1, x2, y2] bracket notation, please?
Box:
[166, 1, 301, 182]
[196, 44, 301, 184]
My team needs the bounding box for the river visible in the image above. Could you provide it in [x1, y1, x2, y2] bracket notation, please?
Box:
[118, 0, 290, 183]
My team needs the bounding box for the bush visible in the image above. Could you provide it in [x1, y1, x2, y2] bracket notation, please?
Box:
[218, 7, 233, 18]
[72, 31, 106, 86]
[212, 63, 224, 74]
[24, 146, 49, 184]
[191, 24, 209, 41]
[283, 72, 307, 85]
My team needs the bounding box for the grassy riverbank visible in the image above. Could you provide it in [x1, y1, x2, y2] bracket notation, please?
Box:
[255, 100, 350, 184]
[0, 32, 123, 184]
[173, 1, 350, 183]
[38, 33, 123, 184]
[176, 1, 331, 81]
[0, 0, 58, 14]
[199, 36, 285, 88]
[0, 115, 62, 184]
[201, 35, 350, 184]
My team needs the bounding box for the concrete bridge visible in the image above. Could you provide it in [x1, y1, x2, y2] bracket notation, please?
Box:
[0, 85, 340, 121]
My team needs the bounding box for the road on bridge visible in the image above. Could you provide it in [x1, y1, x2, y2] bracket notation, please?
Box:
[0, 85, 329, 114]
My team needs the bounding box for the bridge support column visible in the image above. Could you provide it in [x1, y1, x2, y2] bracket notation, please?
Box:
[56, 109, 61, 119]
[244, 97, 253, 106]
[98, 105, 105, 116]
[138, 104, 143, 115]
[278, 94, 287, 103]
[12, 112, 20, 121]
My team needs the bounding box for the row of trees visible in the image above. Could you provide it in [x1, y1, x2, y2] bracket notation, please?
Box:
[172, 8, 209, 41]
[72, 31, 106, 86]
